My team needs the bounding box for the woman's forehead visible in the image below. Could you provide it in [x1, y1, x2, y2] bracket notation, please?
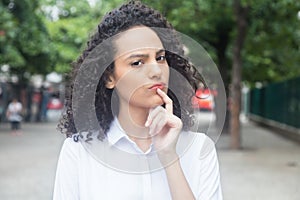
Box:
[114, 26, 164, 58]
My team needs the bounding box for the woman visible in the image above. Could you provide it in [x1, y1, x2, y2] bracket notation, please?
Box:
[54, 1, 222, 199]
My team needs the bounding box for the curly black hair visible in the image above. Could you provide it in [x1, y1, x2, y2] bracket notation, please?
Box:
[58, 0, 205, 141]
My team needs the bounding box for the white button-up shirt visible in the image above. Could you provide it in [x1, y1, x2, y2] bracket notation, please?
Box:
[53, 118, 222, 200]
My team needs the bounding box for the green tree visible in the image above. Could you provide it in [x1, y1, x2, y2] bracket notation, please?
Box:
[243, 0, 300, 85]
[144, 0, 235, 132]
[0, 2, 24, 68]
[230, 0, 249, 149]
[230, 0, 300, 148]
[0, 0, 55, 80]
[41, 0, 124, 73]
[143, 0, 300, 149]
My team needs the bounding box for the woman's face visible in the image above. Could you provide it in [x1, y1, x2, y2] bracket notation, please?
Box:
[106, 26, 169, 110]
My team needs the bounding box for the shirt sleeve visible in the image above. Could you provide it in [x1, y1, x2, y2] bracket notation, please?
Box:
[53, 138, 80, 200]
[196, 136, 223, 200]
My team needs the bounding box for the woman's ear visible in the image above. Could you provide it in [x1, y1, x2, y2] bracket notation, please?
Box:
[105, 75, 115, 89]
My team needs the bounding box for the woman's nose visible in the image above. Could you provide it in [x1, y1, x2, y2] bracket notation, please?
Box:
[147, 62, 162, 79]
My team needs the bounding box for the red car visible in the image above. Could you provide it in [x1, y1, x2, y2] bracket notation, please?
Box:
[47, 98, 63, 110]
[192, 89, 216, 111]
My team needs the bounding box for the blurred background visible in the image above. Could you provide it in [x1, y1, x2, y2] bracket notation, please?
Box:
[0, 0, 299, 199]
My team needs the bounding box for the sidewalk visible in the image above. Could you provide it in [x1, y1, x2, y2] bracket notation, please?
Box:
[0, 122, 65, 200]
[0, 120, 299, 199]
[217, 120, 300, 200]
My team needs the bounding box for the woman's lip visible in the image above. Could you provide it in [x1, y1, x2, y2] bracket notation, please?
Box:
[149, 83, 165, 90]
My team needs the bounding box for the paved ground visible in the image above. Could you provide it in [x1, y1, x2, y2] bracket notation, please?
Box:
[0, 116, 299, 200]
[0, 122, 65, 200]
[217, 120, 300, 200]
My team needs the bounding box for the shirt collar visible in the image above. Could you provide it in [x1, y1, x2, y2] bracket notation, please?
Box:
[106, 117, 154, 154]
[107, 117, 128, 146]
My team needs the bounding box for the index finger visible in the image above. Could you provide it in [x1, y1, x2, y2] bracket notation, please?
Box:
[156, 88, 173, 114]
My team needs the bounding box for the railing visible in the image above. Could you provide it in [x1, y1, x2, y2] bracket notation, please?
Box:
[249, 76, 300, 129]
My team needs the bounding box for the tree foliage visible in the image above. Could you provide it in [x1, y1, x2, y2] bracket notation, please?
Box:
[40, 0, 124, 73]
[244, 0, 300, 85]
[0, 0, 55, 78]
[41, 0, 98, 73]
[0, 0, 299, 85]
[145, 0, 300, 86]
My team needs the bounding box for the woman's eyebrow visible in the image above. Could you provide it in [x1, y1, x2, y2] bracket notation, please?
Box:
[156, 49, 165, 55]
[126, 53, 149, 60]
[125, 49, 165, 60]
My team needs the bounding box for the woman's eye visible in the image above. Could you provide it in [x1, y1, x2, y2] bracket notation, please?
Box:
[131, 60, 143, 67]
[156, 55, 166, 62]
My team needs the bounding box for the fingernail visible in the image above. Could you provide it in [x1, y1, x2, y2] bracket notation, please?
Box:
[145, 119, 150, 127]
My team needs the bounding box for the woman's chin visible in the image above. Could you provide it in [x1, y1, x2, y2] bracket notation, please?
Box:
[149, 99, 164, 108]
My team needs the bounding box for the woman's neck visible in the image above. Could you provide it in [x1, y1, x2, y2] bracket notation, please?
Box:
[117, 104, 152, 152]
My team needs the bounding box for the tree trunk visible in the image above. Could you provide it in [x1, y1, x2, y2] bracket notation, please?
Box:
[230, 0, 249, 149]
[216, 46, 230, 134]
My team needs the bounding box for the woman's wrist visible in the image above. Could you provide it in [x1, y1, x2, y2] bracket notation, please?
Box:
[157, 151, 179, 166]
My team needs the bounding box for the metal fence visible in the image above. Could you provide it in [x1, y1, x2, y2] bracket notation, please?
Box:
[249, 76, 300, 129]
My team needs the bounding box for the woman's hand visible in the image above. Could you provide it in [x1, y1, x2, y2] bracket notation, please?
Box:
[145, 88, 183, 165]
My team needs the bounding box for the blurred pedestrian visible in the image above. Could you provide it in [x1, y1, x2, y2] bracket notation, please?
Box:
[6, 98, 23, 135]
[40, 85, 51, 122]
[54, 1, 222, 199]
